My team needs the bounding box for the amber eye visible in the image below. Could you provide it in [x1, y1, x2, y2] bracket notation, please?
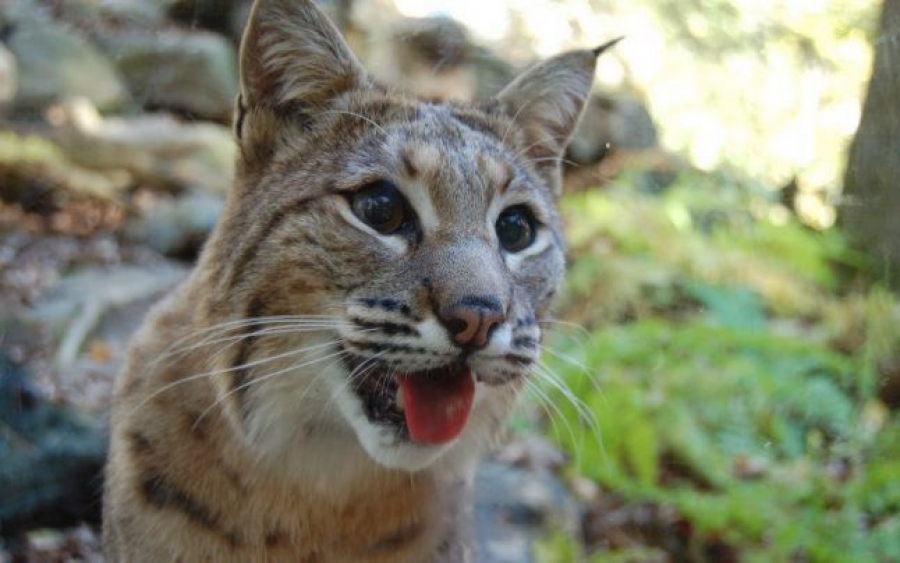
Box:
[350, 181, 407, 234]
[496, 205, 537, 252]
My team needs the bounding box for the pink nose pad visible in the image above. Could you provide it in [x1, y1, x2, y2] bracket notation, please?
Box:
[439, 301, 505, 349]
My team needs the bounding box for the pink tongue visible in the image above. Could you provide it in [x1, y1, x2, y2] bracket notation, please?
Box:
[398, 367, 475, 445]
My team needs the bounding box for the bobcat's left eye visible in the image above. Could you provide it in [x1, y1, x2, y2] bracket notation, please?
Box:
[351, 181, 407, 234]
[496, 205, 537, 252]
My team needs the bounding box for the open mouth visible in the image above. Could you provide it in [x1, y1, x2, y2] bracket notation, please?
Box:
[344, 357, 475, 445]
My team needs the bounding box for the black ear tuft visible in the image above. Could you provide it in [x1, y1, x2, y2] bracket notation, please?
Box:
[592, 36, 625, 57]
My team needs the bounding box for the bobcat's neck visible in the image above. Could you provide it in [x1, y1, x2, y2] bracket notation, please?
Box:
[112, 282, 471, 559]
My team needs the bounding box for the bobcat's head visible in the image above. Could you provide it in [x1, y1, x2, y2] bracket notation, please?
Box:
[197, 0, 605, 474]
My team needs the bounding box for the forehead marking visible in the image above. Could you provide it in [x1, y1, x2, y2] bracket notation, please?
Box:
[400, 151, 418, 178]
[479, 154, 514, 195]
[401, 144, 442, 180]
[401, 178, 441, 234]
[398, 143, 444, 233]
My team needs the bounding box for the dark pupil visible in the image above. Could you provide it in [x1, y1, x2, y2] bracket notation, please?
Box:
[362, 193, 397, 227]
[354, 183, 405, 233]
[497, 208, 534, 252]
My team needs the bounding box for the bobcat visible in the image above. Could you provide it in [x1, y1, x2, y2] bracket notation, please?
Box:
[103, 0, 610, 560]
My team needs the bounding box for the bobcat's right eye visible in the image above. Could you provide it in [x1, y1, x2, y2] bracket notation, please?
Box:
[496, 205, 536, 252]
[350, 181, 406, 234]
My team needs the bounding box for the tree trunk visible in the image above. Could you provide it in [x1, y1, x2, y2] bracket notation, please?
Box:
[842, 0, 900, 286]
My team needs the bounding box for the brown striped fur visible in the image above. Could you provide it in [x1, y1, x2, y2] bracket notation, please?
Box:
[103, 1, 606, 560]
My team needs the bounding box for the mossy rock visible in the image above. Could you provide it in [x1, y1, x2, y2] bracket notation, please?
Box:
[0, 353, 106, 534]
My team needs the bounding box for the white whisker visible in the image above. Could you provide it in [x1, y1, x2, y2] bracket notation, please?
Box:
[151, 315, 347, 370]
[129, 338, 351, 419]
[194, 347, 350, 430]
[156, 321, 352, 366]
[521, 377, 582, 466]
[542, 345, 592, 376]
[532, 360, 604, 457]
[318, 352, 388, 419]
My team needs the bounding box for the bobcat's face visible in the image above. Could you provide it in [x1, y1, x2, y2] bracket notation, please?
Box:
[313, 103, 564, 470]
[198, 0, 601, 473]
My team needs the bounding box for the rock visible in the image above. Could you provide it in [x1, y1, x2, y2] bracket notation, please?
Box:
[13, 525, 103, 562]
[1, 0, 129, 113]
[313, 0, 355, 31]
[125, 191, 224, 258]
[0, 353, 106, 534]
[365, 16, 480, 101]
[26, 264, 186, 368]
[567, 93, 659, 167]
[167, 0, 250, 37]
[86, 0, 167, 26]
[358, 13, 518, 102]
[107, 0, 167, 24]
[227, 0, 254, 39]
[0, 44, 16, 111]
[0, 131, 132, 212]
[147, 0, 180, 9]
[581, 493, 687, 557]
[494, 435, 567, 472]
[166, 0, 349, 39]
[563, 93, 674, 193]
[104, 29, 239, 120]
[48, 0, 167, 30]
[467, 46, 518, 99]
[51, 98, 236, 195]
[0, 232, 177, 413]
[473, 460, 580, 563]
[0, 233, 124, 314]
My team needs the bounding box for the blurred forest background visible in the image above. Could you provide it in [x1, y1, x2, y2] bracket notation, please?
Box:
[0, 0, 898, 561]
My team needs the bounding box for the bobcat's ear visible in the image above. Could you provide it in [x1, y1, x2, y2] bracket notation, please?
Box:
[496, 39, 620, 195]
[238, 0, 369, 109]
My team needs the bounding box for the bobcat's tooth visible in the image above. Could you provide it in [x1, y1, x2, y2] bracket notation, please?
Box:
[395, 388, 405, 412]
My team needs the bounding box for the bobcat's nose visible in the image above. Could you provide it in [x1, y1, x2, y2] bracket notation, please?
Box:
[439, 296, 505, 350]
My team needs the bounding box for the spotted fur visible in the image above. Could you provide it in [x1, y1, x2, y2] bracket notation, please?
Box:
[103, 1, 605, 560]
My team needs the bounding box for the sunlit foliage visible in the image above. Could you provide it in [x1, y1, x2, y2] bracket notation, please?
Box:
[534, 173, 899, 560]
[393, 0, 879, 226]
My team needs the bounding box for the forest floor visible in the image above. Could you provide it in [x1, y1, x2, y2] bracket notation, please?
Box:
[532, 171, 900, 561]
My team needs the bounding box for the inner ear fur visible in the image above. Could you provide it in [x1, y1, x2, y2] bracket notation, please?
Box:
[496, 41, 619, 196]
[235, 0, 371, 167]
[238, 0, 369, 111]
